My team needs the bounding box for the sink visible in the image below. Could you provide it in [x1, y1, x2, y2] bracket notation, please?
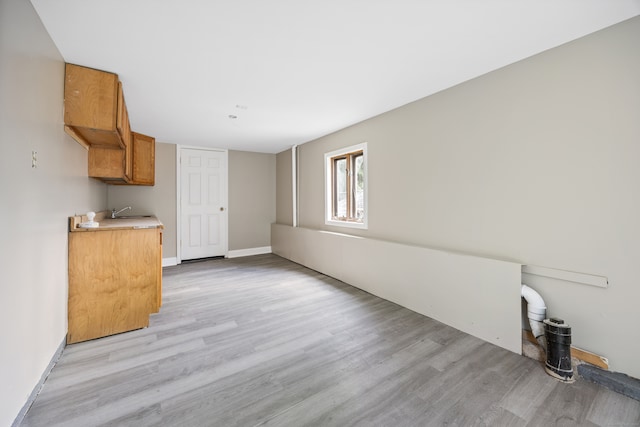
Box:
[112, 215, 152, 219]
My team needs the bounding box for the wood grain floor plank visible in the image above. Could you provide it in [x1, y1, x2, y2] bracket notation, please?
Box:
[256, 339, 442, 426]
[498, 361, 559, 422]
[586, 386, 640, 426]
[472, 405, 526, 426]
[525, 380, 600, 427]
[19, 254, 639, 427]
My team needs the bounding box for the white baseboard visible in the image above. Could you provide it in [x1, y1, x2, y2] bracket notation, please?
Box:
[227, 246, 272, 259]
[162, 257, 178, 267]
[164, 249, 271, 265]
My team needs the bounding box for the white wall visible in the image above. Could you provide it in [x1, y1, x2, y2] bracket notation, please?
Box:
[0, 0, 107, 425]
[276, 17, 640, 378]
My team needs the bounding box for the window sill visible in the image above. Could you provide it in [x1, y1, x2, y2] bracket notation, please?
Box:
[325, 219, 368, 230]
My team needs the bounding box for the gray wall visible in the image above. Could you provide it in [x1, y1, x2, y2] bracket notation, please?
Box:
[0, 0, 107, 424]
[275, 148, 293, 226]
[109, 147, 276, 259]
[229, 150, 276, 251]
[276, 17, 640, 378]
[108, 142, 177, 259]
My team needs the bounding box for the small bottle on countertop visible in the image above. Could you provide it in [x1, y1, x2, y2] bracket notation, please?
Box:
[79, 211, 99, 228]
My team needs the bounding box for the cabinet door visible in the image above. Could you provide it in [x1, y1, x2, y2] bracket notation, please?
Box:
[64, 63, 118, 131]
[88, 146, 125, 180]
[132, 132, 155, 185]
[116, 82, 133, 181]
[156, 230, 163, 312]
[68, 229, 159, 343]
[64, 63, 123, 149]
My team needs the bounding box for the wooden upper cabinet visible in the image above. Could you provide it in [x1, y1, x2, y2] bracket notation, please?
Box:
[117, 82, 133, 181]
[95, 132, 155, 186]
[66, 63, 156, 186]
[64, 63, 127, 149]
[88, 146, 126, 181]
[131, 132, 155, 186]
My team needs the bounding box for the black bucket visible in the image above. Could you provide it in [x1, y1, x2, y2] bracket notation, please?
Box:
[544, 317, 575, 383]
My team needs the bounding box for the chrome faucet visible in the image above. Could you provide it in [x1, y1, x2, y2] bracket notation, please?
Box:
[111, 206, 132, 218]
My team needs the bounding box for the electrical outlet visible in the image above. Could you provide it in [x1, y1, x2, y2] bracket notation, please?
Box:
[32, 150, 38, 168]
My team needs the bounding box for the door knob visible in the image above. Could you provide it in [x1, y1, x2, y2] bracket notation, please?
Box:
[220, 207, 225, 211]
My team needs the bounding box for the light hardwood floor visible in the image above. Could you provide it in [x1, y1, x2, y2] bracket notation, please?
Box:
[20, 254, 640, 426]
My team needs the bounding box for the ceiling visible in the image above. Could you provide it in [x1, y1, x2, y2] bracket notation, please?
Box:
[30, 1, 640, 154]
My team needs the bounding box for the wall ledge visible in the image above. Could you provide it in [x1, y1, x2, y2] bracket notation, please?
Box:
[227, 246, 272, 259]
[272, 223, 522, 354]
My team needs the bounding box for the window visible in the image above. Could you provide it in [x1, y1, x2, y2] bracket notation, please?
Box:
[325, 143, 367, 229]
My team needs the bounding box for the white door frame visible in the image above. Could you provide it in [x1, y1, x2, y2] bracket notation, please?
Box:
[176, 145, 229, 263]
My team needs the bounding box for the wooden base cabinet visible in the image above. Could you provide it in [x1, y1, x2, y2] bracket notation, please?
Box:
[68, 228, 162, 344]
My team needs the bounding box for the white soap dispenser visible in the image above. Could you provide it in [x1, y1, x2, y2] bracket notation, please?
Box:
[79, 211, 99, 228]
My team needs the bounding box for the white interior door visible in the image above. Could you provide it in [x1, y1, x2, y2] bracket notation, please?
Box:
[180, 148, 228, 260]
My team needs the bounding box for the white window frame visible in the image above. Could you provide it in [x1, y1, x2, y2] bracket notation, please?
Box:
[324, 142, 368, 229]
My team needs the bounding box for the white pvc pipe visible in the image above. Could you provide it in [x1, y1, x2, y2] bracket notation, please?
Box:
[292, 145, 298, 228]
[521, 284, 547, 349]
